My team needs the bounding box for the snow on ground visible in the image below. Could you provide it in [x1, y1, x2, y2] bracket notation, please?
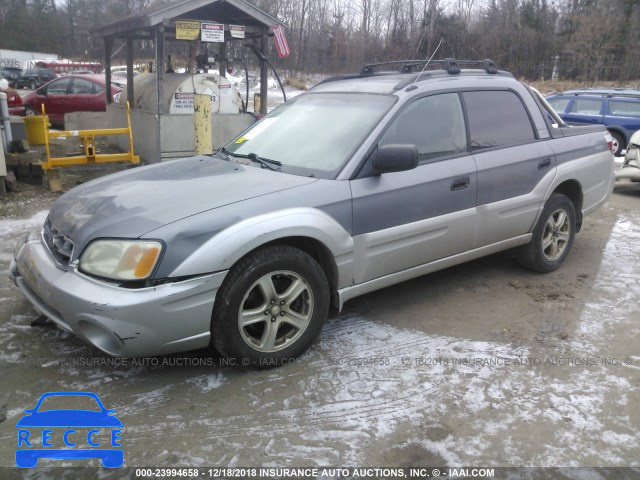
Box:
[1, 201, 639, 468]
[0, 210, 48, 239]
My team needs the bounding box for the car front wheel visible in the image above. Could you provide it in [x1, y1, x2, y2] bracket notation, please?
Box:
[517, 193, 576, 273]
[211, 245, 330, 367]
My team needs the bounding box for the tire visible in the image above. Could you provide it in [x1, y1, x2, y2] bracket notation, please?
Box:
[211, 245, 330, 368]
[609, 130, 625, 157]
[24, 106, 38, 116]
[517, 193, 576, 273]
[29, 80, 36, 90]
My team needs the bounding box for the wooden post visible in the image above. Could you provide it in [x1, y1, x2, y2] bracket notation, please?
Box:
[156, 25, 165, 114]
[126, 37, 135, 107]
[105, 37, 113, 104]
[260, 32, 268, 115]
[219, 40, 227, 77]
[155, 25, 165, 161]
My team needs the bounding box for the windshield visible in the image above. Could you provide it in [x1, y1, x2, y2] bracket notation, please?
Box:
[223, 93, 396, 178]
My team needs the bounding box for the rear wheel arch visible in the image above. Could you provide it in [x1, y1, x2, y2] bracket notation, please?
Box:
[552, 180, 583, 231]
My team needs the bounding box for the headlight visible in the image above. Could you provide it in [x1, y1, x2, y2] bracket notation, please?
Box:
[79, 240, 162, 281]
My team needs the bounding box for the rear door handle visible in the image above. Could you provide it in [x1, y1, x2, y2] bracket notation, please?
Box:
[538, 158, 552, 170]
[451, 176, 470, 191]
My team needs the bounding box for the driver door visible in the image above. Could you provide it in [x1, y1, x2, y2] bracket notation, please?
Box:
[350, 92, 477, 284]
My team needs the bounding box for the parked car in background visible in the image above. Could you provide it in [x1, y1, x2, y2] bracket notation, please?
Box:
[546, 89, 640, 156]
[16, 68, 57, 90]
[1, 86, 25, 116]
[62, 69, 95, 75]
[615, 128, 640, 182]
[21, 74, 122, 126]
[0, 67, 21, 88]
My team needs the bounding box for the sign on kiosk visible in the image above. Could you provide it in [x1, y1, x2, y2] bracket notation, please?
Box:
[229, 25, 245, 39]
[201, 23, 224, 42]
[175, 20, 200, 40]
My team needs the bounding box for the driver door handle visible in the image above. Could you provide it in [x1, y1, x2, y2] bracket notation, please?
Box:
[451, 176, 470, 191]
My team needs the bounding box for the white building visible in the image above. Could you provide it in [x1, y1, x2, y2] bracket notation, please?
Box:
[0, 49, 58, 70]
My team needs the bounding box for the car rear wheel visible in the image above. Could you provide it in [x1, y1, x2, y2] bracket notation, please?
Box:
[29, 80, 36, 90]
[24, 106, 38, 116]
[609, 130, 624, 157]
[211, 245, 329, 368]
[517, 193, 576, 273]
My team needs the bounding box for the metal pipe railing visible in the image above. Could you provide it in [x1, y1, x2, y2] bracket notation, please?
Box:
[0, 92, 12, 152]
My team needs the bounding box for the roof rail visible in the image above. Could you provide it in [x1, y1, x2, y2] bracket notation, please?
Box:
[360, 58, 498, 76]
[568, 89, 640, 99]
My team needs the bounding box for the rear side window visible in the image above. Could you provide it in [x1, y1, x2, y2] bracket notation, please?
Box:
[609, 100, 640, 117]
[463, 90, 535, 150]
[70, 78, 96, 94]
[571, 98, 602, 115]
[379, 93, 467, 162]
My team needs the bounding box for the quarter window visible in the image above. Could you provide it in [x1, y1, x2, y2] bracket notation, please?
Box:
[378, 93, 467, 162]
[609, 100, 640, 117]
[463, 90, 536, 150]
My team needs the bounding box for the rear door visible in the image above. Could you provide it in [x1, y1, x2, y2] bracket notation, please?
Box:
[463, 89, 557, 247]
[561, 97, 604, 126]
[68, 77, 105, 113]
[350, 92, 477, 284]
[604, 98, 640, 139]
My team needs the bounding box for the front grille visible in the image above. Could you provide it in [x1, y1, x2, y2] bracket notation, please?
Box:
[42, 218, 74, 267]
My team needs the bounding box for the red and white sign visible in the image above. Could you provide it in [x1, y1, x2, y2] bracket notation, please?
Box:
[201, 23, 224, 43]
[229, 25, 245, 39]
[272, 25, 290, 58]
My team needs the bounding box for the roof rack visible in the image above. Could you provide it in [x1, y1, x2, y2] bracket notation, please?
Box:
[567, 89, 640, 99]
[360, 58, 499, 76]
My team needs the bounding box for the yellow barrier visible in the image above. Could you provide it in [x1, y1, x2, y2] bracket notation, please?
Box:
[41, 102, 140, 170]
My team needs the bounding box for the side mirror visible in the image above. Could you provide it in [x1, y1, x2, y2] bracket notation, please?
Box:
[370, 144, 419, 175]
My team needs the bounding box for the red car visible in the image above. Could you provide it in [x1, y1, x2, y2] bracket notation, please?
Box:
[1, 86, 24, 116]
[21, 74, 121, 126]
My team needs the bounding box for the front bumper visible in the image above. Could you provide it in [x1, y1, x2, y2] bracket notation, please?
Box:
[10, 230, 228, 357]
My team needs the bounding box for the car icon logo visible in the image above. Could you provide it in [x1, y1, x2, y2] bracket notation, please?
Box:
[16, 391, 123, 468]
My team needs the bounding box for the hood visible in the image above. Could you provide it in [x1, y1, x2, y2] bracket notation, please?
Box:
[48, 156, 317, 256]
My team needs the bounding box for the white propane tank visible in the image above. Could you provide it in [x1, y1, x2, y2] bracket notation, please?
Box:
[118, 73, 242, 114]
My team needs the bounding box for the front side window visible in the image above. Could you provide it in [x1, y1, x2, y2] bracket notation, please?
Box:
[463, 90, 536, 150]
[378, 93, 467, 162]
[547, 97, 570, 114]
[46, 78, 71, 95]
[224, 93, 396, 178]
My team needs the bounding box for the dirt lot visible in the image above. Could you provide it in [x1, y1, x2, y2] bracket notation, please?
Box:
[0, 166, 639, 478]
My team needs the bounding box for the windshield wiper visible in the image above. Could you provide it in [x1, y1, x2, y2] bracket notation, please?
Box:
[220, 148, 281, 171]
